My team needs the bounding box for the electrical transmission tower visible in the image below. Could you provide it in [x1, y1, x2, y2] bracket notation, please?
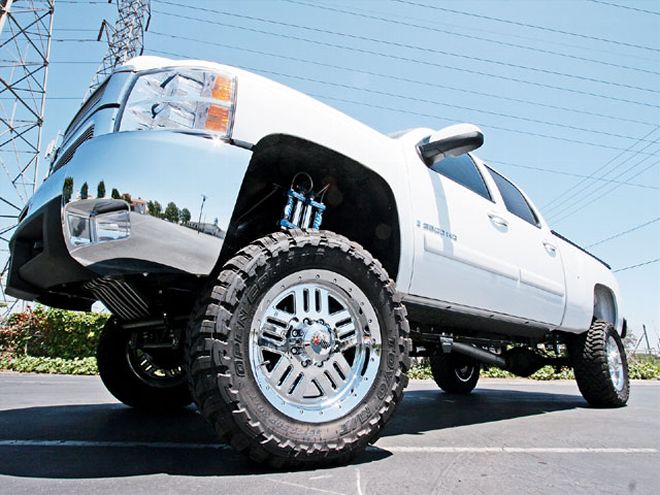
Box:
[87, 0, 150, 97]
[0, 0, 54, 314]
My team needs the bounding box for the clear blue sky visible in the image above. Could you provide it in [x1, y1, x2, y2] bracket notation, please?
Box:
[22, 0, 660, 346]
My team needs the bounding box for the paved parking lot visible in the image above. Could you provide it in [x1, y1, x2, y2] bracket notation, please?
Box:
[0, 374, 658, 494]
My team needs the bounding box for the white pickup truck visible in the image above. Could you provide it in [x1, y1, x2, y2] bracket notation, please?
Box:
[6, 56, 629, 467]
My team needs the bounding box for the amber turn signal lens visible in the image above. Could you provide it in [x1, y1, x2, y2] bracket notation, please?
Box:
[205, 104, 230, 133]
[211, 75, 233, 101]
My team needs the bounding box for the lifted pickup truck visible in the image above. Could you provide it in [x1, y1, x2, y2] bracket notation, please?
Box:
[7, 56, 629, 467]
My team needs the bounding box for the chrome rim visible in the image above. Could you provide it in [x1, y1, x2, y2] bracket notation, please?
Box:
[249, 269, 382, 423]
[126, 333, 185, 388]
[455, 364, 475, 383]
[606, 334, 625, 392]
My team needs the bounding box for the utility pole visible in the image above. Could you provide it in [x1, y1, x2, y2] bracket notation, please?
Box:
[642, 324, 651, 355]
[197, 194, 207, 233]
[0, 0, 54, 315]
[86, 0, 151, 98]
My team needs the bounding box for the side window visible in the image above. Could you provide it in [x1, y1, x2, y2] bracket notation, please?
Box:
[487, 167, 539, 226]
[429, 154, 491, 200]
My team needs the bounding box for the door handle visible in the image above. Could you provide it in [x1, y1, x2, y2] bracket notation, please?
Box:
[488, 212, 509, 228]
[543, 241, 557, 254]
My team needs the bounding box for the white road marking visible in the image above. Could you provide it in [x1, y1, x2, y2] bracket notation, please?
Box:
[355, 468, 364, 495]
[309, 475, 333, 480]
[266, 477, 348, 495]
[379, 446, 658, 454]
[0, 440, 656, 455]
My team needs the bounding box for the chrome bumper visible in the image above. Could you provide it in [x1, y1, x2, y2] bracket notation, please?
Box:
[7, 130, 252, 308]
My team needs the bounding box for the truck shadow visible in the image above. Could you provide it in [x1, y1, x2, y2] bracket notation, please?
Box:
[0, 386, 586, 478]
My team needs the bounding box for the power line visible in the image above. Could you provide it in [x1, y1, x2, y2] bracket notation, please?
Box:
[149, 47, 658, 154]
[484, 159, 659, 191]
[0, 96, 80, 99]
[586, 0, 660, 16]
[284, 0, 659, 76]
[153, 1, 658, 94]
[146, 31, 654, 144]
[5, 80, 657, 189]
[549, 158, 659, 223]
[614, 258, 660, 273]
[152, 7, 659, 109]
[547, 142, 659, 216]
[260, 68, 655, 145]
[587, 217, 660, 248]
[146, 30, 656, 127]
[393, 0, 660, 52]
[543, 127, 659, 210]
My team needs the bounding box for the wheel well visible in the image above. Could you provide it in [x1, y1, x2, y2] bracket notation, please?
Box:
[219, 134, 401, 279]
[593, 284, 617, 325]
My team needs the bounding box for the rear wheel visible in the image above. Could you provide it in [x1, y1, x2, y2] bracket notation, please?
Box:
[571, 320, 629, 408]
[186, 230, 410, 467]
[430, 353, 480, 394]
[97, 318, 192, 410]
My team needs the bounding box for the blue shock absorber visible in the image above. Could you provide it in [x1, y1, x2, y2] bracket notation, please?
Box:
[280, 188, 308, 229]
[280, 189, 295, 229]
[311, 199, 326, 230]
[280, 182, 327, 230]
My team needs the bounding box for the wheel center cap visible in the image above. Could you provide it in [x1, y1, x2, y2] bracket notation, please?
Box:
[302, 322, 334, 362]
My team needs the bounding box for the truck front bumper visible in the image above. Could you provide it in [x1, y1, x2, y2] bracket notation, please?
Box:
[6, 131, 252, 309]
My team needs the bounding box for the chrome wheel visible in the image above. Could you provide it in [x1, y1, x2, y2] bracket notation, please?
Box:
[249, 269, 382, 423]
[454, 364, 475, 383]
[126, 333, 185, 389]
[606, 334, 625, 392]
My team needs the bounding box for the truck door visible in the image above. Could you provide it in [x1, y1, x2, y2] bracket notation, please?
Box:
[406, 152, 527, 317]
[485, 166, 566, 325]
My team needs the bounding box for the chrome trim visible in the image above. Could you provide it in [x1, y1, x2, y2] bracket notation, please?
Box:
[606, 334, 625, 392]
[8, 131, 252, 300]
[249, 269, 382, 423]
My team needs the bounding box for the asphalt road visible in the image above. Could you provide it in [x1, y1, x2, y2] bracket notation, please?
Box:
[0, 374, 658, 495]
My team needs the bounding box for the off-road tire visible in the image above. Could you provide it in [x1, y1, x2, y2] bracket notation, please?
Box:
[430, 353, 480, 394]
[186, 230, 411, 467]
[571, 320, 629, 408]
[97, 318, 192, 410]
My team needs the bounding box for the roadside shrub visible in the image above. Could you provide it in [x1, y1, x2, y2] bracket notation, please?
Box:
[0, 307, 108, 359]
[0, 355, 97, 375]
[408, 355, 660, 381]
[628, 358, 660, 380]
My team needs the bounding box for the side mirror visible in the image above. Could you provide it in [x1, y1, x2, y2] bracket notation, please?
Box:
[417, 123, 484, 165]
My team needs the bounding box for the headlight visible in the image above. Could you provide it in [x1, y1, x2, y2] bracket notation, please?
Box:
[119, 68, 237, 137]
[65, 200, 131, 246]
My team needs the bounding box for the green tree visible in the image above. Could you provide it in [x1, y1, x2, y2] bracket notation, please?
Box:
[80, 182, 89, 200]
[163, 202, 179, 223]
[63, 177, 74, 203]
[152, 201, 162, 218]
[111, 188, 121, 199]
[180, 207, 191, 224]
[97, 180, 106, 198]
